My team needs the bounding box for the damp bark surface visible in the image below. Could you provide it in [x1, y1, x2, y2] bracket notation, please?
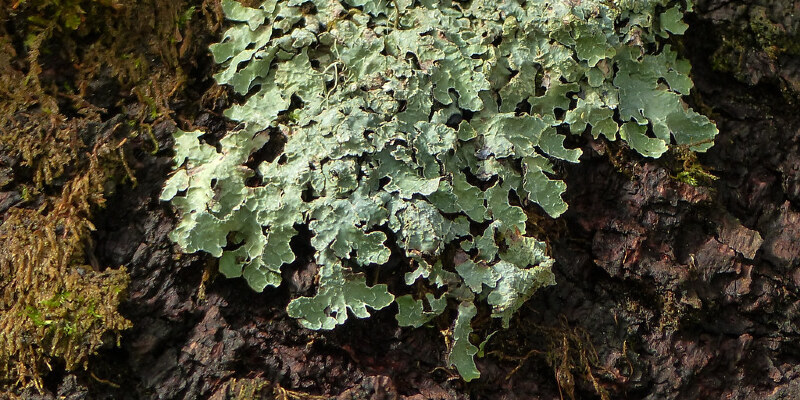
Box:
[3, 1, 800, 399]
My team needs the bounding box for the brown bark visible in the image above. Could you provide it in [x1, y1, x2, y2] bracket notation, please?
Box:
[3, 1, 800, 399]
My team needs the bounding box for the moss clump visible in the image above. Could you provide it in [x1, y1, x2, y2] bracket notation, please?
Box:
[0, 136, 132, 390]
[0, 114, 84, 188]
[0, 0, 227, 392]
[709, 3, 799, 95]
[487, 317, 614, 400]
[667, 141, 718, 187]
[748, 5, 800, 57]
[214, 378, 327, 400]
[2, 0, 223, 130]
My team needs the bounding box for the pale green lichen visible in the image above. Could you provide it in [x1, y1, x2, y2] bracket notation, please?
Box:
[163, 0, 716, 380]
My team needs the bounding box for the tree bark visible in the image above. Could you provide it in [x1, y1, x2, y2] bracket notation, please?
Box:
[3, 1, 800, 398]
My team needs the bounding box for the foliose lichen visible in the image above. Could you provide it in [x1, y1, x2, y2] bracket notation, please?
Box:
[162, 0, 716, 380]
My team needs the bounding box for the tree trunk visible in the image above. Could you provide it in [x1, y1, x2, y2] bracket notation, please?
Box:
[2, 0, 799, 398]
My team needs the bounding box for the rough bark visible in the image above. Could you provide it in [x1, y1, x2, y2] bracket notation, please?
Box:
[3, 1, 800, 399]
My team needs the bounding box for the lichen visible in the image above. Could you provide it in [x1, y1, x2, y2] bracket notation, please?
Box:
[164, 0, 717, 380]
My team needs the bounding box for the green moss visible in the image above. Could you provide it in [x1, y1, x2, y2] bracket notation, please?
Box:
[666, 140, 718, 187]
[217, 378, 327, 400]
[0, 0, 225, 394]
[710, 36, 746, 74]
[0, 171, 132, 391]
[178, 5, 197, 29]
[749, 6, 800, 56]
[672, 158, 718, 187]
[709, 4, 799, 95]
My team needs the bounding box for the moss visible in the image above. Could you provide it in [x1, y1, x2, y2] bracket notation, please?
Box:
[215, 378, 327, 400]
[708, 3, 799, 98]
[217, 378, 272, 399]
[0, 0, 225, 394]
[4, 0, 223, 134]
[0, 139, 132, 391]
[0, 115, 83, 188]
[748, 6, 800, 57]
[710, 35, 746, 75]
[485, 317, 614, 400]
[668, 143, 718, 187]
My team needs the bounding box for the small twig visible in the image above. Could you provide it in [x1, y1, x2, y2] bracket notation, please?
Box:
[90, 371, 120, 388]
